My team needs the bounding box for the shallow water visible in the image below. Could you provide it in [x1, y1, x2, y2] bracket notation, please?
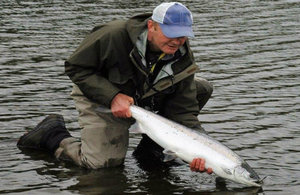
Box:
[1, 0, 300, 194]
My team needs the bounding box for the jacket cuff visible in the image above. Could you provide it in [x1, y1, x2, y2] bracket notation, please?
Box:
[108, 91, 121, 108]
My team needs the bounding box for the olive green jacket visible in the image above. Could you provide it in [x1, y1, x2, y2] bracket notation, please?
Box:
[65, 14, 201, 128]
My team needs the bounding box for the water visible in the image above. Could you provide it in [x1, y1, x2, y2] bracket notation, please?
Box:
[1, 0, 299, 194]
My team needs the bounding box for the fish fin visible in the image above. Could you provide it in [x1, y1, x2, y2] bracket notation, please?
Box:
[128, 122, 144, 134]
[174, 158, 186, 165]
[163, 150, 177, 162]
[94, 106, 111, 113]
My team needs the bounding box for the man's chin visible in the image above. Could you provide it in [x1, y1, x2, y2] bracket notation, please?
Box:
[164, 48, 178, 55]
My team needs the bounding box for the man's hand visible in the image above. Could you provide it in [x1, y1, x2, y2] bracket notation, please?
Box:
[111, 93, 134, 118]
[190, 158, 213, 174]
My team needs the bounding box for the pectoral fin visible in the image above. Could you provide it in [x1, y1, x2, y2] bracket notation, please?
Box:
[128, 122, 144, 134]
[163, 149, 177, 162]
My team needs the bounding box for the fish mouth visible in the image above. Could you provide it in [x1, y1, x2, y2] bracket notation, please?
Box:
[241, 162, 260, 180]
[240, 162, 263, 187]
[255, 175, 267, 185]
[252, 179, 263, 187]
[245, 178, 262, 187]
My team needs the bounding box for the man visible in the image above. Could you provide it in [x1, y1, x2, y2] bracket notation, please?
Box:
[17, 2, 213, 174]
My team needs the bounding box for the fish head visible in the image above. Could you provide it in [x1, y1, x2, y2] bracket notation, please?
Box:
[233, 162, 262, 187]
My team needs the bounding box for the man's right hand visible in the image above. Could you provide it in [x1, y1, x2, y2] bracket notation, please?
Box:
[110, 93, 134, 118]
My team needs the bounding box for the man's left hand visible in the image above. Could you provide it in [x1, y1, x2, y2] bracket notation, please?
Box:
[190, 158, 213, 174]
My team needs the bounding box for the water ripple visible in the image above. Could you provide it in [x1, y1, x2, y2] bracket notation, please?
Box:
[1, 0, 300, 194]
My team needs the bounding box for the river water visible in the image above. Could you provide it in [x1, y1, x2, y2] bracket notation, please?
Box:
[1, 0, 299, 194]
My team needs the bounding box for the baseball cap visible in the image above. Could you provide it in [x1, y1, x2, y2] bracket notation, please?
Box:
[151, 2, 194, 38]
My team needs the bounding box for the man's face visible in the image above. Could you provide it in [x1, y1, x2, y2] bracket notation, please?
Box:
[148, 20, 187, 55]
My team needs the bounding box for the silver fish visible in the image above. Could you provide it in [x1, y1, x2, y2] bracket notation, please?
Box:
[130, 105, 262, 187]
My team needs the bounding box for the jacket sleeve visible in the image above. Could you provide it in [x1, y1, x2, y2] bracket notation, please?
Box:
[163, 74, 203, 129]
[65, 28, 124, 107]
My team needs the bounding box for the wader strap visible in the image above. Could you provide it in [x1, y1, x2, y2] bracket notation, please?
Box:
[141, 64, 199, 99]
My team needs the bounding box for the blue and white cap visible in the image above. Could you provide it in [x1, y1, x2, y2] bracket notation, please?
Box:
[151, 2, 194, 38]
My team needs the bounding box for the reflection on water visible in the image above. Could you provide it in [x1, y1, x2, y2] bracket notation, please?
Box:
[1, 0, 300, 194]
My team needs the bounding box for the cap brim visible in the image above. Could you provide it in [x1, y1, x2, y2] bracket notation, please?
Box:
[159, 23, 194, 38]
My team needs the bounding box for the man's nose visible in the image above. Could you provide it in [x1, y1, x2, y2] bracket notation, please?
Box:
[171, 37, 186, 44]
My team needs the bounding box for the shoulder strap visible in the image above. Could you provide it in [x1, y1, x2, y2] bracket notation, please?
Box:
[141, 64, 199, 99]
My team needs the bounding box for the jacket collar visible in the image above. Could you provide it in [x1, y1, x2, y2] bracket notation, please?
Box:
[125, 13, 151, 45]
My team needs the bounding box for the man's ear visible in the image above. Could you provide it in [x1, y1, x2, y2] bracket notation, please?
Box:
[147, 20, 155, 32]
